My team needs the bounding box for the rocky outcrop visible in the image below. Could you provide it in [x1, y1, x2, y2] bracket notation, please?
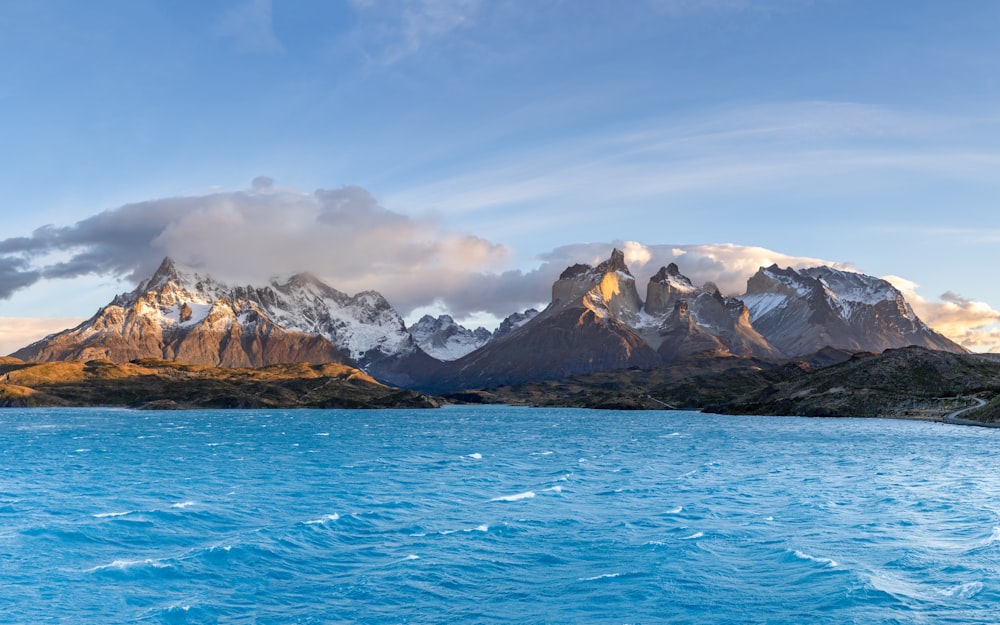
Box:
[644, 263, 698, 316]
[549, 248, 643, 326]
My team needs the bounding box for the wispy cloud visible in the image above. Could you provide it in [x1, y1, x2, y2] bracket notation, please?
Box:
[347, 0, 482, 65]
[218, 0, 283, 53]
[385, 101, 1000, 217]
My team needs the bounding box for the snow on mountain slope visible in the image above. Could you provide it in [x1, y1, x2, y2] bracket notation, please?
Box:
[12, 257, 422, 370]
[408, 314, 492, 361]
[742, 264, 964, 355]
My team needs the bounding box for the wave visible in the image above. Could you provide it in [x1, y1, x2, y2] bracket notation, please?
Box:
[937, 581, 984, 600]
[579, 573, 621, 581]
[793, 550, 838, 568]
[93, 511, 133, 518]
[491, 491, 535, 502]
[85, 558, 174, 575]
[305, 513, 341, 525]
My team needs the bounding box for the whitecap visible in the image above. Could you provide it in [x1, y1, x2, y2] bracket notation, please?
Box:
[305, 513, 341, 525]
[472, 524, 489, 532]
[86, 558, 170, 573]
[532, 451, 554, 456]
[491, 491, 536, 502]
[984, 526, 1000, 545]
[93, 511, 132, 518]
[171, 501, 196, 509]
[680, 531, 704, 540]
[544, 485, 563, 493]
[73, 449, 90, 453]
[937, 581, 983, 600]
[665, 506, 683, 514]
[579, 573, 621, 581]
[467, 453, 482, 459]
[315, 432, 330, 437]
[793, 550, 838, 568]
[403, 554, 419, 561]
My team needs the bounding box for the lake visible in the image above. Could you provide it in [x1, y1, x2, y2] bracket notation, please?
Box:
[2, 406, 998, 624]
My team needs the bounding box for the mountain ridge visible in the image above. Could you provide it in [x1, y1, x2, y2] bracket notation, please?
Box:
[10, 250, 965, 393]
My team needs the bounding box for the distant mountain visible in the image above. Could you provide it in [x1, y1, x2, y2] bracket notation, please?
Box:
[639, 264, 781, 360]
[408, 314, 492, 361]
[741, 264, 964, 355]
[11, 257, 437, 386]
[417, 249, 964, 392]
[420, 250, 663, 391]
[407, 309, 539, 361]
[11, 250, 966, 394]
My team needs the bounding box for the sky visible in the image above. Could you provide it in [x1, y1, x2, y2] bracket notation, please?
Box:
[2, 0, 1000, 355]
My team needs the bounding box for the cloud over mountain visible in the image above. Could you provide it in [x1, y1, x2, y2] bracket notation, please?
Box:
[1, 183, 998, 352]
[0, 181, 510, 317]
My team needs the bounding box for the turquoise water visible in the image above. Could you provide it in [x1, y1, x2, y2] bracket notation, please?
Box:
[2, 406, 999, 624]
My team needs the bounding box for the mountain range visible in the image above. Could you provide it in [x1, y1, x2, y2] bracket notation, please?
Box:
[10, 250, 964, 392]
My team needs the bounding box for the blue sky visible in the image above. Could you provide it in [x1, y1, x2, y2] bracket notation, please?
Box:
[2, 0, 1000, 353]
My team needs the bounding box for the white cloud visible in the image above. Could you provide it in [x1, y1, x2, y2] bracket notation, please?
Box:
[883, 276, 1000, 352]
[0, 182, 512, 320]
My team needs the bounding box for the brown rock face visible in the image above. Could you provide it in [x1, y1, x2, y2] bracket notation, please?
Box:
[419, 249, 660, 392]
[644, 263, 698, 317]
[422, 306, 661, 392]
[741, 264, 966, 356]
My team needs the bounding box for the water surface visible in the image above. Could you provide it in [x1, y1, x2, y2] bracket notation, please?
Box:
[2, 406, 998, 623]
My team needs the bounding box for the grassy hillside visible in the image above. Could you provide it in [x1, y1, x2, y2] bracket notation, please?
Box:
[0, 358, 438, 409]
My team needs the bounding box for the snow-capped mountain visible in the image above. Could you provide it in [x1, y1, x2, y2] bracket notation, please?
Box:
[418, 249, 964, 392]
[491, 308, 539, 341]
[742, 264, 963, 355]
[408, 314, 492, 361]
[422, 250, 664, 391]
[12, 257, 434, 384]
[550, 248, 644, 325]
[11, 250, 966, 394]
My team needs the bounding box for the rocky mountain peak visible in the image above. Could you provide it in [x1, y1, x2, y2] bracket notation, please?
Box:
[559, 263, 592, 280]
[144, 257, 189, 291]
[644, 263, 697, 316]
[408, 314, 491, 361]
[549, 249, 643, 323]
[741, 263, 965, 356]
[594, 248, 632, 276]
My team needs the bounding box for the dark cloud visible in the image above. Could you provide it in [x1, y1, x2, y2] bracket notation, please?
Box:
[0, 181, 511, 316]
[0, 257, 41, 299]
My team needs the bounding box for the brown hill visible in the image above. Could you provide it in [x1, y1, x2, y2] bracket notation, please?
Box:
[0, 357, 437, 409]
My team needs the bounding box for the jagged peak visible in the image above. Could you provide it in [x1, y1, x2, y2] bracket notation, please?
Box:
[594, 248, 632, 276]
[648, 264, 696, 293]
[146, 256, 184, 288]
[559, 263, 592, 280]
